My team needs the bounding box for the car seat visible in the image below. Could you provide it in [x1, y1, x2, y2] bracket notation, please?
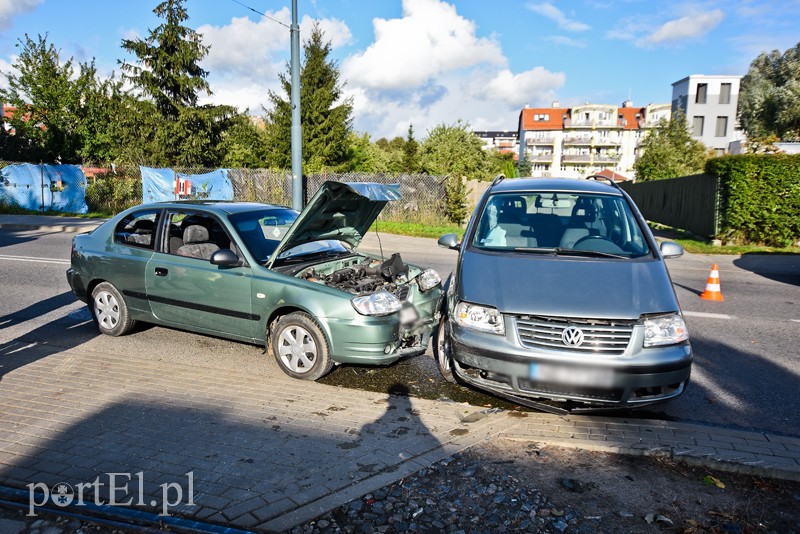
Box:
[176, 225, 220, 260]
[559, 198, 596, 248]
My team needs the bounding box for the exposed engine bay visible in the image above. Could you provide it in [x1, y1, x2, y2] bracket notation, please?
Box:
[298, 253, 413, 298]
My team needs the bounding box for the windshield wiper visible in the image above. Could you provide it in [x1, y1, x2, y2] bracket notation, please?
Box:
[553, 248, 627, 259]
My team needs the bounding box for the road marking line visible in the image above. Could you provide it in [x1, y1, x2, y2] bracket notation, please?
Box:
[683, 311, 734, 320]
[0, 254, 69, 265]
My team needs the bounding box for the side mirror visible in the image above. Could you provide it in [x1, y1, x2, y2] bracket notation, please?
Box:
[438, 233, 460, 250]
[210, 248, 243, 267]
[660, 241, 684, 259]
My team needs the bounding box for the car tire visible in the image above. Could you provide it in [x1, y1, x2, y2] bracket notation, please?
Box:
[434, 316, 457, 383]
[91, 282, 135, 337]
[272, 312, 333, 381]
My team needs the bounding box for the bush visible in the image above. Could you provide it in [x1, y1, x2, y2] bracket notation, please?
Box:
[707, 154, 800, 246]
[85, 176, 142, 215]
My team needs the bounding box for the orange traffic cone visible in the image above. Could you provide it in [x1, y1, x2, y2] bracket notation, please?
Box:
[700, 264, 724, 301]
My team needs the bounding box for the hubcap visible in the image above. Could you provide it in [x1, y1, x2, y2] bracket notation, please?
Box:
[277, 325, 317, 374]
[438, 321, 452, 372]
[94, 291, 119, 330]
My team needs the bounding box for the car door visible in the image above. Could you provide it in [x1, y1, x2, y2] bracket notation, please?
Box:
[109, 208, 162, 317]
[144, 209, 258, 340]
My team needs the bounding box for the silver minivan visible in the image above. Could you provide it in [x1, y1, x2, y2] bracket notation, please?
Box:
[436, 176, 692, 412]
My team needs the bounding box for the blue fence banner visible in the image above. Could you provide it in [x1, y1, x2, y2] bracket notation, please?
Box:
[0, 163, 88, 213]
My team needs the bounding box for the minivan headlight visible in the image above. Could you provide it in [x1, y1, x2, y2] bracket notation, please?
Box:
[455, 302, 505, 335]
[418, 269, 441, 291]
[352, 291, 402, 316]
[643, 314, 688, 347]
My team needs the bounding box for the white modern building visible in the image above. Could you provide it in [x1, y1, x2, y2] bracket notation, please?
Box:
[671, 75, 744, 155]
[516, 101, 671, 180]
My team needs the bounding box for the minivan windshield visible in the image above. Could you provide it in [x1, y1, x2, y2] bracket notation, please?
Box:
[471, 192, 650, 258]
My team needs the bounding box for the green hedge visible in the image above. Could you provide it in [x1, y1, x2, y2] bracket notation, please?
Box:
[707, 154, 800, 247]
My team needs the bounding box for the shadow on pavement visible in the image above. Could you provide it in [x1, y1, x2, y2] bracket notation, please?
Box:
[734, 253, 800, 286]
[0, 382, 442, 531]
[0, 291, 96, 381]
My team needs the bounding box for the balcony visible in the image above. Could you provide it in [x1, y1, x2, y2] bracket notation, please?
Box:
[530, 153, 553, 162]
[563, 136, 592, 145]
[564, 119, 624, 129]
[526, 136, 554, 145]
[562, 154, 592, 162]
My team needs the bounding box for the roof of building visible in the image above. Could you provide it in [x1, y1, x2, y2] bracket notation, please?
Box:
[519, 107, 570, 131]
[618, 106, 643, 130]
[593, 168, 632, 182]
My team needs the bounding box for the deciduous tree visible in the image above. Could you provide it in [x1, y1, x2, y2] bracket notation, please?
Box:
[633, 111, 709, 181]
[739, 41, 800, 142]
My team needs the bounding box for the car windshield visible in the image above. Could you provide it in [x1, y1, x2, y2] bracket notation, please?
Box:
[471, 191, 650, 258]
[229, 209, 347, 264]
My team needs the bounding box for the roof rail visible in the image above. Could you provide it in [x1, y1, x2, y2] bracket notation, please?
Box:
[490, 174, 506, 187]
[585, 174, 622, 191]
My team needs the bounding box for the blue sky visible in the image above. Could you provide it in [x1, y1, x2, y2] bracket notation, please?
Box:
[1, 0, 798, 139]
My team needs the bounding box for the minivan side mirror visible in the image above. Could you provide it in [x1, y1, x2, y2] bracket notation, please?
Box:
[438, 233, 460, 250]
[660, 241, 684, 259]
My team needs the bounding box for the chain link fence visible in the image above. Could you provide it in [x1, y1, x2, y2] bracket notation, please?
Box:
[1, 161, 449, 224]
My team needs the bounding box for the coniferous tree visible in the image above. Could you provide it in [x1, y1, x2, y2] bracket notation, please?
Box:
[120, 0, 210, 120]
[264, 23, 353, 171]
[402, 124, 420, 173]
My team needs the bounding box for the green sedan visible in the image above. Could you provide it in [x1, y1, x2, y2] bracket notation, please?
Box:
[67, 181, 444, 380]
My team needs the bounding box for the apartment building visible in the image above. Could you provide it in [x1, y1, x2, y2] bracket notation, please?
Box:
[671, 75, 743, 154]
[474, 130, 520, 155]
[517, 101, 670, 180]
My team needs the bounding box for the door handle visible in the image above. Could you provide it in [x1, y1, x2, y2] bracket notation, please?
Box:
[155, 267, 168, 277]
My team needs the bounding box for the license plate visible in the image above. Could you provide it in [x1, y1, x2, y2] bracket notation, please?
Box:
[529, 363, 614, 387]
[399, 306, 419, 324]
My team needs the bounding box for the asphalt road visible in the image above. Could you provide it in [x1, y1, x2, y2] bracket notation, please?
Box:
[1, 227, 799, 438]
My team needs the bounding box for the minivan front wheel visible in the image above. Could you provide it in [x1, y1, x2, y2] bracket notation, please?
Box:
[434, 317, 456, 383]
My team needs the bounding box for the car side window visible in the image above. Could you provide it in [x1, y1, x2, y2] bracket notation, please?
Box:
[166, 211, 235, 261]
[114, 210, 160, 250]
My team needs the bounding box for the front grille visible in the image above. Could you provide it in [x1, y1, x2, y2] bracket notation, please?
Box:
[515, 315, 635, 355]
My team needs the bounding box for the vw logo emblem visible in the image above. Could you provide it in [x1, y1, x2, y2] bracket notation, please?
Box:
[562, 326, 584, 347]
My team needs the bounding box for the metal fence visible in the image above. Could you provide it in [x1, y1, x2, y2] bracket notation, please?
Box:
[619, 173, 719, 237]
[1, 161, 449, 224]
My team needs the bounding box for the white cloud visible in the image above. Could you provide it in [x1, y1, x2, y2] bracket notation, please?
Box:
[342, 0, 504, 90]
[198, 9, 351, 112]
[0, 0, 42, 32]
[544, 35, 587, 48]
[482, 68, 566, 107]
[642, 9, 724, 46]
[526, 3, 590, 32]
[0, 57, 16, 91]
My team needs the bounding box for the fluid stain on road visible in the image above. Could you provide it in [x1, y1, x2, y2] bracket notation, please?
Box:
[320, 352, 676, 422]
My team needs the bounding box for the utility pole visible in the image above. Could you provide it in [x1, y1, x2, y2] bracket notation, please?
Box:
[290, 0, 303, 211]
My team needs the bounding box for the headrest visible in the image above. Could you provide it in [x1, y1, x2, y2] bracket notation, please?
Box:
[183, 224, 209, 243]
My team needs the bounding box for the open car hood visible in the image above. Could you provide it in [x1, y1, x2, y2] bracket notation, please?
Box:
[268, 181, 401, 265]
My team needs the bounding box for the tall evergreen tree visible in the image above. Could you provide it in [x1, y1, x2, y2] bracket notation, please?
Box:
[264, 23, 353, 171]
[402, 124, 420, 173]
[120, 0, 210, 120]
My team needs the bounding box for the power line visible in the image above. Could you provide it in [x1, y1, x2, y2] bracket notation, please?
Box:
[230, 0, 290, 29]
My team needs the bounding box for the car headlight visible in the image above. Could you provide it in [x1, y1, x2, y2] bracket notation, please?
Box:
[351, 291, 402, 316]
[455, 302, 505, 335]
[418, 269, 441, 292]
[643, 314, 688, 347]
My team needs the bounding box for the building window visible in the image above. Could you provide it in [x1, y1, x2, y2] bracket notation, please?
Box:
[534, 114, 550, 121]
[695, 83, 707, 104]
[720, 83, 732, 104]
[715, 116, 728, 137]
[693, 116, 705, 136]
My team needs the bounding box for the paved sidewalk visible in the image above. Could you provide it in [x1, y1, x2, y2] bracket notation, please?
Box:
[0, 344, 798, 532]
[0, 214, 104, 233]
